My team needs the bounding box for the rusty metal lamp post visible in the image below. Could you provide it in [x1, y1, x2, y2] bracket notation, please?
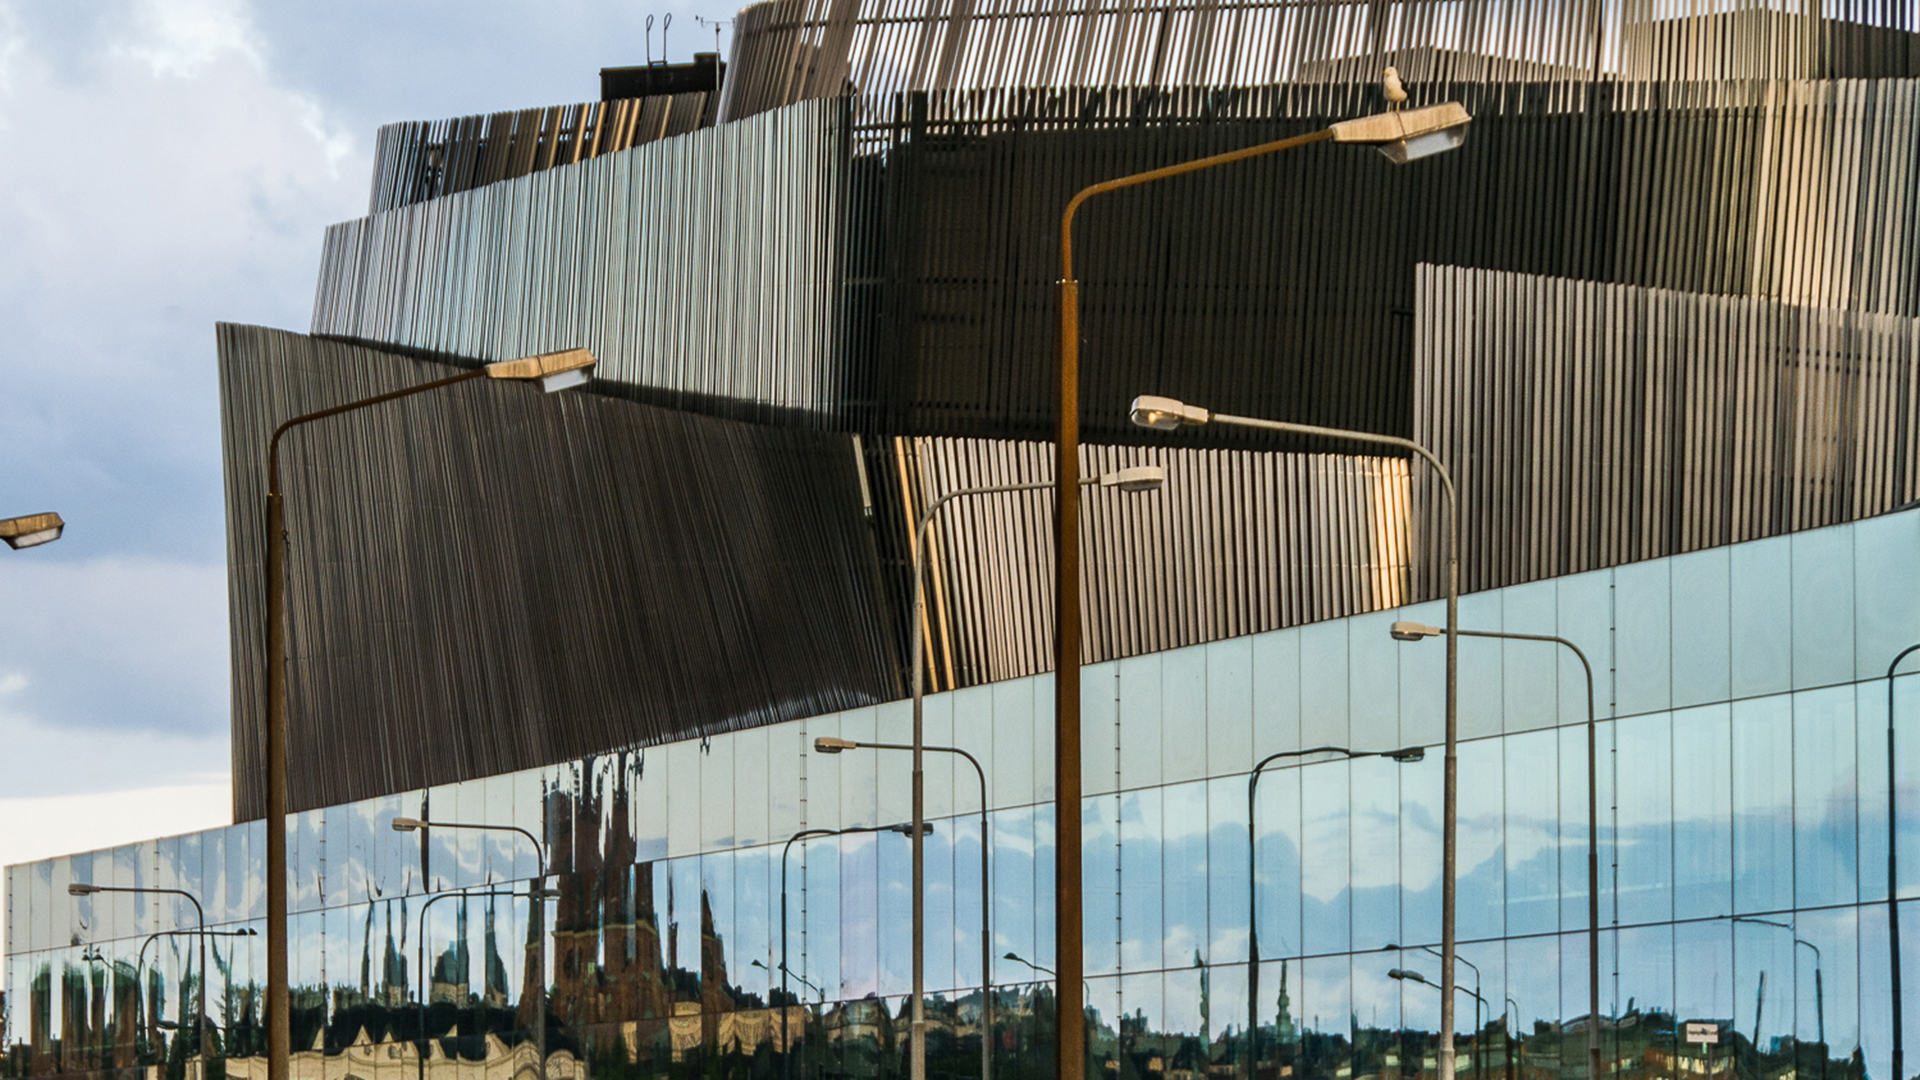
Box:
[1055, 102, 1469, 1080]
[263, 348, 595, 1080]
[1389, 622, 1600, 1080]
[1125, 396, 1460, 1080]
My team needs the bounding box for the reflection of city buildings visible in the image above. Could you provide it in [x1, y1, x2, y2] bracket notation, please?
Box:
[9, 0, 1920, 1072]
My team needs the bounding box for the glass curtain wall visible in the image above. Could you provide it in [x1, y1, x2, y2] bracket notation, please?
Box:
[7, 510, 1920, 1080]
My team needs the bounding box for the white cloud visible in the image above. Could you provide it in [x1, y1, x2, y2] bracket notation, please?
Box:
[0, 779, 231, 957]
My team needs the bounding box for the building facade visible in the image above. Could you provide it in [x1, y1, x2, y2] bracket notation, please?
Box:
[10, 0, 1920, 1073]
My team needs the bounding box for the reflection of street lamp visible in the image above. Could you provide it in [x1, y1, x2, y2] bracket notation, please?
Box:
[778, 823, 928, 1080]
[1002, 952, 1055, 979]
[893, 467, 1163, 1080]
[1887, 642, 1919, 1080]
[1731, 916, 1824, 1065]
[1056, 103, 1472, 1080]
[263, 347, 596, 1080]
[71, 883, 206, 1059]
[413, 889, 535, 1080]
[1134, 396, 1462, 1077]
[132, 928, 257, 1060]
[1386, 946, 1481, 1079]
[1247, 746, 1423, 1079]
[1390, 621, 1600, 1080]
[393, 815, 553, 1078]
[814, 735, 998, 1080]
[0, 511, 64, 549]
[752, 959, 824, 999]
[1390, 967, 1488, 1079]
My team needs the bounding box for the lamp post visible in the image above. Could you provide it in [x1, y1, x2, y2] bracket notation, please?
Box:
[1129, 396, 1463, 1078]
[262, 348, 595, 1080]
[1248, 747, 1424, 1080]
[881, 466, 1164, 1080]
[1003, 953, 1055, 979]
[813, 736, 997, 1080]
[392, 816, 552, 1078]
[1386, 948, 1482, 1079]
[779, 822, 929, 1080]
[1389, 967, 1488, 1078]
[1889, 642, 1918, 1080]
[1060, 104, 1470, 1080]
[1388, 622, 1599, 1080]
[0, 512, 64, 549]
[71, 884, 207, 1061]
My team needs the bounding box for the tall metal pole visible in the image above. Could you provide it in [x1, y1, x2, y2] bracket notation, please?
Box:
[1165, 410, 1454, 1080]
[1890, 643, 1918, 1080]
[908, 480, 1060, 1080]
[263, 367, 488, 1080]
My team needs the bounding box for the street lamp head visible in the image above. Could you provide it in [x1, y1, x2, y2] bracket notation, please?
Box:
[1390, 621, 1444, 642]
[1386, 746, 1427, 763]
[1, 512, 64, 550]
[391, 817, 425, 832]
[813, 736, 858, 754]
[484, 348, 597, 393]
[886, 822, 935, 836]
[1128, 395, 1210, 431]
[1098, 465, 1167, 493]
[1388, 968, 1432, 985]
[68, 883, 102, 896]
[1329, 102, 1472, 163]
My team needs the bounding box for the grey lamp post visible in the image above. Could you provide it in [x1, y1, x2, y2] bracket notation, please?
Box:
[262, 348, 595, 1080]
[1388, 622, 1599, 1080]
[1390, 967, 1488, 1078]
[1131, 395, 1462, 1078]
[393, 816, 551, 1079]
[814, 736, 995, 1080]
[779, 823, 929, 1080]
[72, 884, 206, 1061]
[1248, 746, 1424, 1080]
[0, 512, 64, 549]
[887, 465, 1164, 1080]
[1889, 642, 1918, 1080]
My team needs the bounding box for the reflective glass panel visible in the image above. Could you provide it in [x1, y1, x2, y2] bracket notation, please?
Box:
[1252, 628, 1304, 762]
[1671, 548, 1732, 708]
[1119, 654, 1164, 792]
[1207, 777, 1251, 965]
[1300, 760, 1350, 956]
[1455, 738, 1505, 942]
[1732, 695, 1793, 914]
[1853, 510, 1920, 681]
[1503, 729, 1559, 938]
[990, 807, 1037, 986]
[1500, 580, 1560, 732]
[1207, 638, 1255, 778]
[1118, 788, 1164, 971]
[1731, 535, 1793, 700]
[838, 830, 878, 1000]
[1615, 712, 1674, 926]
[1348, 610, 1401, 750]
[991, 680, 1036, 809]
[1671, 705, 1732, 920]
[1163, 645, 1208, 785]
[1349, 755, 1400, 953]
[1794, 687, 1858, 909]
[1253, 765, 1303, 971]
[1299, 620, 1349, 748]
[1792, 525, 1855, 690]
[1164, 781, 1209, 964]
[1614, 560, 1673, 718]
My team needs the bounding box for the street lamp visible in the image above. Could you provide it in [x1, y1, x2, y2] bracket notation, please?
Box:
[1730, 916, 1824, 1071]
[1888, 642, 1918, 1080]
[1058, 105, 1470, 1080]
[1129, 395, 1462, 1077]
[778, 822, 928, 1080]
[1386, 947, 1483, 1079]
[1002, 952, 1055, 978]
[1389, 621, 1599, 1080]
[814, 735, 996, 1080]
[0, 512, 64, 549]
[71, 883, 207, 1060]
[1248, 747, 1424, 1080]
[392, 815, 552, 1077]
[1390, 966, 1489, 1078]
[262, 347, 595, 1080]
[890, 466, 1164, 1080]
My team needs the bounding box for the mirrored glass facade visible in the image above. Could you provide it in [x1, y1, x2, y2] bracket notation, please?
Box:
[9, 508, 1920, 1080]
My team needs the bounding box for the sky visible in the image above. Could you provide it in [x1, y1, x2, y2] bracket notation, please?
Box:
[0, 0, 733, 946]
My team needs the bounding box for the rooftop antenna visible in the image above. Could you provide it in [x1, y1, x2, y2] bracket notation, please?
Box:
[695, 15, 729, 54]
[660, 14, 672, 64]
[644, 14, 654, 64]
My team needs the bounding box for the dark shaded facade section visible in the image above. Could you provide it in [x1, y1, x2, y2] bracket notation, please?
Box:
[218, 325, 900, 819]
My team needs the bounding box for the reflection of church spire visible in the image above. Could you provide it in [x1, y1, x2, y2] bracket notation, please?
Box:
[1275, 961, 1293, 1042]
[484, 894, 511, 1007]
[1195, 951, 1210, 1041]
